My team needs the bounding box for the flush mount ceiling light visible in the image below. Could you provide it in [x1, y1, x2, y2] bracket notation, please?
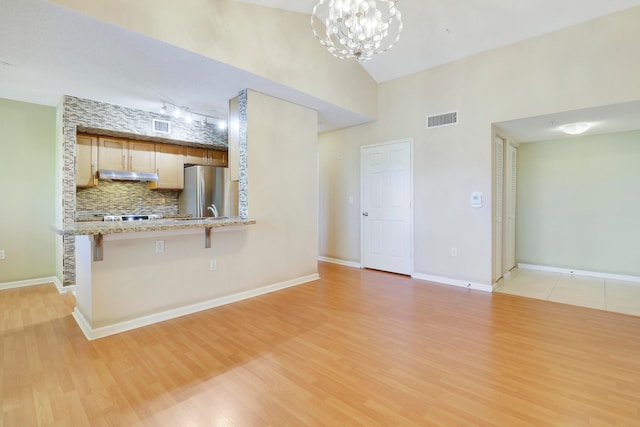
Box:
[562, 123, 591, 135]
[311, 0, 403, 63]
[159, 101, 227, 129]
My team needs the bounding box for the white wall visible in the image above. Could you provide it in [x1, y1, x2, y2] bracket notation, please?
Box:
[50, 0, 377, 120]
[88, 92, 319, 326]
[319, 7, 640, 286]
[0, 98, 57, 283]
[517, 130, 640, 276]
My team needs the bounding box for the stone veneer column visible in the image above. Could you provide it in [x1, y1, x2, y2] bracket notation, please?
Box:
[238, 90, 248, 219]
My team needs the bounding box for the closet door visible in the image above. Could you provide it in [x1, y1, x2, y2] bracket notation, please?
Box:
[494, 137, 504, 282]
[504, 144, 517, 272]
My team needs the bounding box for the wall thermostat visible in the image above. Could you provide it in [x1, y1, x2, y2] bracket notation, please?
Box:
[470, 192, 483, 208]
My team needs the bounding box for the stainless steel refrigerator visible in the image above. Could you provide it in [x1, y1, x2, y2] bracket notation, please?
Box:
[179, 165, 227, 218]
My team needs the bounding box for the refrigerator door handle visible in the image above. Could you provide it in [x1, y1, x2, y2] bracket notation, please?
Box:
[197, 168, 204, 217]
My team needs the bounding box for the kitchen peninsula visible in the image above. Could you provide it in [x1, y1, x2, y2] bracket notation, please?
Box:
[53, 217, 257, 340]
[55, 92, 320, 342]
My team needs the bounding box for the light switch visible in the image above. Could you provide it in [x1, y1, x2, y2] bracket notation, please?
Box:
[470, 192, 483, 208]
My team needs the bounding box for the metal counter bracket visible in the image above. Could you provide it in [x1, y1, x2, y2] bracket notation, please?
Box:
[205, 228, 212, 248]
[94, 234, 104, 261]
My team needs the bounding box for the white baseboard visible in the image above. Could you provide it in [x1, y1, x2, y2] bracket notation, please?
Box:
[53, 277, 77, 294]
[518, 263, 640, 284]
[0, 276, 59, 291]
[72, 308, 94, 340]
[73, 273, 321, 340]
[412, 273, 493, 293]
[318, 256, 361, 269]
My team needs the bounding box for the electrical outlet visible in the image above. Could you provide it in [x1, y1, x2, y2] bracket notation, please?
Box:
[155, 240, 165, 253]
[209, 259, 217, 271]
[0, 250, 5, 260]
[451, 248, 457, 257]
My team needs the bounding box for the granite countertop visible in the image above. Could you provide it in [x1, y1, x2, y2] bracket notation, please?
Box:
[52, 217, 256, 236]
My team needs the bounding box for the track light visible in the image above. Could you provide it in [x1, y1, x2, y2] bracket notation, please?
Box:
[159, 101, 225, 130]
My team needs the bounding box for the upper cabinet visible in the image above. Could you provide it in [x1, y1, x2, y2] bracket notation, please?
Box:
[97, 137, 128, 171]
[185, 147, 228, 167]
[76, 133, 227, 188]
[185, 147, 207, 165]
[149, 144, 185, 190]
[129, 141, 156, 173]
[76, 134, 98, 187]
[209, 150, 227, 167]
[97, 137, 155, 173]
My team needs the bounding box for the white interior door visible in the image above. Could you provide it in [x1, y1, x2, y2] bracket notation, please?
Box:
[494, 137, 504, 282]
[504, 144, 517, 272]
[361, 140, 412, 275]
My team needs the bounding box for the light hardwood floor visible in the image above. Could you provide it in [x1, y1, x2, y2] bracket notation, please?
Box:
[2, 262, 640, 426]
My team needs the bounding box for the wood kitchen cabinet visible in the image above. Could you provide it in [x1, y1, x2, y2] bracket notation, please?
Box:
[97, 137, 128, 171]
[128, 141, 156, 173]
[98, 137, 155, 173]
[184, 147, 207, 165]
[150, 143, 185, 190]
[185, 147, 227, 167]
[209, 149, 227, 167]
[76, 134, 98, 187]
[77, 133, 226, 190]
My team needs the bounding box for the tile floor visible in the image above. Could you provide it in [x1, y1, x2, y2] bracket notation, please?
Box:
[495, 268, 640, 317]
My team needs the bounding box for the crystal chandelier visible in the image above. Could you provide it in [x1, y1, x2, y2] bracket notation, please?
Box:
[311, 0, 403, 63]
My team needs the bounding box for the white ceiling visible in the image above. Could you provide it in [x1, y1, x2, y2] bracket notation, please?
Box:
[2, 0, 640, 136]
[496, 101, 640, 143]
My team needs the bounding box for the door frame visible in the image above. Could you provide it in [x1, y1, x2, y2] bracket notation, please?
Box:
[360, 139, 414, 274]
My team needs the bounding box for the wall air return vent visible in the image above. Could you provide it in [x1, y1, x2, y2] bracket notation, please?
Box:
[427, 111, 458, 129]
[152, 119, 171, 134]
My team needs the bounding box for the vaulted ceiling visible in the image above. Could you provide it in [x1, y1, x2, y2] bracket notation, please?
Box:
[1, 0, 640, 134]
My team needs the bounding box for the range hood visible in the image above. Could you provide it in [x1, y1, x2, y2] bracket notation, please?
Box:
[97, 170, 159, 182]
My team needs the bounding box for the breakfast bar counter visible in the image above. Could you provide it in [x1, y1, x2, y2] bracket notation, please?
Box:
[52, 217, 256, 236]
[52, 217, 256, 261]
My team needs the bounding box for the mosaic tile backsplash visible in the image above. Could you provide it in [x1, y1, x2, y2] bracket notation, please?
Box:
[76, 181, 179, 219]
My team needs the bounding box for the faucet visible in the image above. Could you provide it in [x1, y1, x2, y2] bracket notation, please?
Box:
[207, 204, 219, 218]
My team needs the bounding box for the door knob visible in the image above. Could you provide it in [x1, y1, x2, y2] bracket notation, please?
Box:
[362, 212, 369, 216]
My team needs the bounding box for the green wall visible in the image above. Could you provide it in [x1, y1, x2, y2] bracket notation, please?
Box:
[517, 130, 640, 276]
[0, 98, 57, 283]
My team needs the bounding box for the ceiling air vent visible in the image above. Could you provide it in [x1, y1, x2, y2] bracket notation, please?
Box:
[152, 119, 171, 134]
[427, 111, 458, 129]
